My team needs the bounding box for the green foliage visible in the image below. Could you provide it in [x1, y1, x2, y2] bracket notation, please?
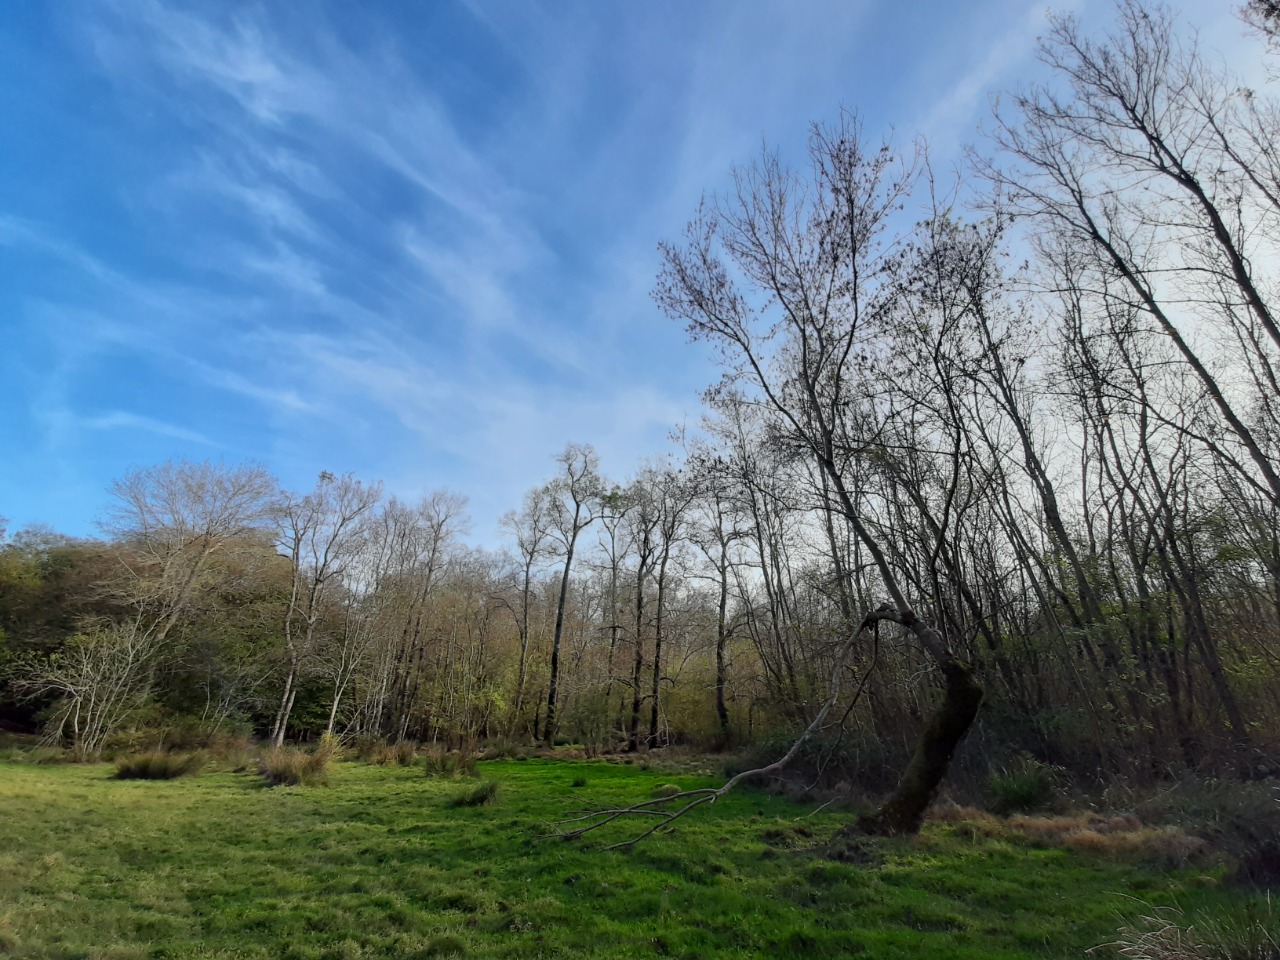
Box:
[651, 783, 682, 799]
[114, 750, 204, 780]
[986, 755, 1065, 815]
[447, 780, 498, 807]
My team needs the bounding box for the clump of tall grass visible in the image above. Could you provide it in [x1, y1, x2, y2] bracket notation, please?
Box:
[1095, 898, 1279, 959]
[114, 750, 204, 780]
[447, 780, 498, 808]
[422, 744, 477, 778]
[986, 754, 1066, 814]
[259, 740, 335, 787]
[367, 740, 418, 766]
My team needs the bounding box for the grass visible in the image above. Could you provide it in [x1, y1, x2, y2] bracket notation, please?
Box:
[987, 755, 1065, 815]
[259, 742, 335, 786]
[114, 750, 205, 780]
[446, 779, 499, 808]
[0, 757, 1267, 960]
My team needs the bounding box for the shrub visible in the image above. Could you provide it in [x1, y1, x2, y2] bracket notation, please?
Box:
[571, 776, 588, 788]
[726, 727, 908, 794]
[260, 741, 334, 787]
[474, 740, 529, 762]
[987, 755, 1065, 814]
[447, 780, 498, 807]
[114, 750, 204, 780]
[1232, 840, 1280, 889]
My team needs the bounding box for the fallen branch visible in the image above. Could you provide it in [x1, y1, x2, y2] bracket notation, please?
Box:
[546, 606, 898, 850]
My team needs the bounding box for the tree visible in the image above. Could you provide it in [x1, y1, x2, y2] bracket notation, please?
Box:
[1244, 0, 1280, 44]
[988, 2, 1280, 510]
[12, 624, 156, 759]
[646, 466, 699, 746]
[102, 459, 279, 646]
[542, 444, 603, 744]
[685, 452, 747, 743]
[985, 0, 1279, 748]
[17, 459, 282, 755]
[655, 117, 983, 835]
[270, 472, 382, 746]
[358, 491, 469, 742]
[498, 487, 554, 736]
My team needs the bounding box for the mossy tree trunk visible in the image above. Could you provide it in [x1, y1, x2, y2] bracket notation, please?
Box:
[850, 659, 982, 837]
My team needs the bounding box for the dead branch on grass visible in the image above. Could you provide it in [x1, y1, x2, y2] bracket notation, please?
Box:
[546, 607, 896, 850]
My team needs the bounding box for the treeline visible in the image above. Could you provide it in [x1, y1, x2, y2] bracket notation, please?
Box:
[3, 3, 1279, 790]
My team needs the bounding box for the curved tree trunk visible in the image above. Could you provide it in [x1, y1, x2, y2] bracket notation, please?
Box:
[849, 658, 983, 837]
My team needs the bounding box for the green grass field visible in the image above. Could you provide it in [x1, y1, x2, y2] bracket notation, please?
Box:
[0, 757, 1261, 959]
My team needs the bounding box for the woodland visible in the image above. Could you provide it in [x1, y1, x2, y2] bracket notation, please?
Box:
[3, 0, 1280, 888]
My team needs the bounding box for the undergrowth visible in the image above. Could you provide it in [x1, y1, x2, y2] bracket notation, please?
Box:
[986, 754, 1066, 814]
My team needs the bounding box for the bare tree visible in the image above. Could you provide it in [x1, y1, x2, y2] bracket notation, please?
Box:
[270, 472, 382, 746]
[103, 459, 278, 646]
[986, 1, 1280, 508]
[655, 118, 983, 835]
[12, 623, 155, 759]
[498, 487, 554, 736]
[542, 444, 603, 743]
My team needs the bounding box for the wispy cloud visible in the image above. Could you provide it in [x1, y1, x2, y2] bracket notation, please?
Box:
[0, 0, 1256, 540]
[82, 411, 220, 446]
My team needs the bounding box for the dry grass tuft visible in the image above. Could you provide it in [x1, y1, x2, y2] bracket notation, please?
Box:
[368, 741, 418, 766]
[931, 806, 1214, 867]
[259, 741, 335, 787]
[1093, 899, 1280, 959]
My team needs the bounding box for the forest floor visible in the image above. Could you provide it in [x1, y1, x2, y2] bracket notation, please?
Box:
[0, 755, 1268, 959]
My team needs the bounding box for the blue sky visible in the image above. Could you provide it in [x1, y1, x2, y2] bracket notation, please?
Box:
[0, 0, 1253, 545]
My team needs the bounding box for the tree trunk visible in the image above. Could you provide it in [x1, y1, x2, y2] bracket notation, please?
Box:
[849, 660, 982, 837]
[544, 522, 580, 743]
[715, 549, 730, 742]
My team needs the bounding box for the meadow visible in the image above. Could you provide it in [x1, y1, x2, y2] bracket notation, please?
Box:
[0, 755, 1267, 960]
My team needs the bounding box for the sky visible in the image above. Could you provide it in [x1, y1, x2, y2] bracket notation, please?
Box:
[0, 0, 1259, 547]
